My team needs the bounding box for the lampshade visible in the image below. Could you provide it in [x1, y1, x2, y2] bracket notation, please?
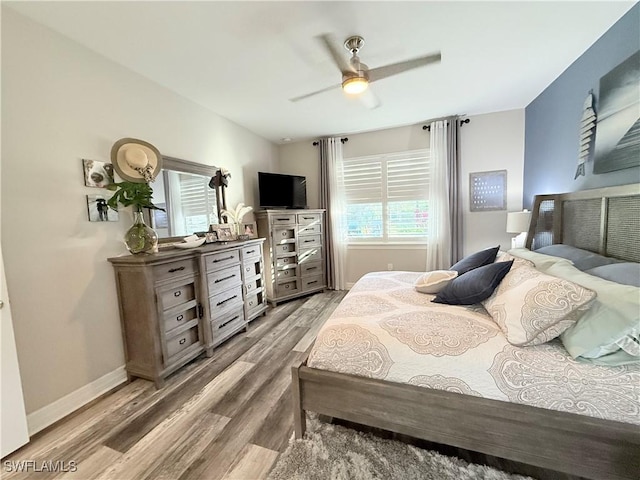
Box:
[506, 210, 532, 233]
[342, 76, 369, 95]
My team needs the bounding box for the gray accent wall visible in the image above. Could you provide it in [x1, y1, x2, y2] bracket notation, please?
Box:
[523, 4, 639, 208]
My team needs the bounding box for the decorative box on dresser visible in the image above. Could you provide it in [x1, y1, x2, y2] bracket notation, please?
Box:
[109, 238, 267, 388]
[255, 209, 326, 306]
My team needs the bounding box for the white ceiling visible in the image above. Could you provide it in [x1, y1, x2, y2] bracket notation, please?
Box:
[6, 1, 635, 143]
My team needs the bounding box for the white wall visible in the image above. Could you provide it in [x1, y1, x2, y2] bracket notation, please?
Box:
[460, 110, 525, 256]
[1, 9, 278, 417]
[279, 111, 525, 285]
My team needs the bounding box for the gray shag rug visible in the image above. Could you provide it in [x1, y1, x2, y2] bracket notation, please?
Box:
[268, 416, 534, 480]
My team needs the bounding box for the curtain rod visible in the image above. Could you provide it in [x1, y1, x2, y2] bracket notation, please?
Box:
[312, 137, 349, 146]
[422, 118, 470, 131]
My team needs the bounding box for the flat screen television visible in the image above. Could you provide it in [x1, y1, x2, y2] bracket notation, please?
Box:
[258, 172, 307, 209]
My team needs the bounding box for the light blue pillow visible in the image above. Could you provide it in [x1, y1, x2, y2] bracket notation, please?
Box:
[585, 263, 640, 287]
[536, 244, 620, 271]
[538, 262, 640, 365]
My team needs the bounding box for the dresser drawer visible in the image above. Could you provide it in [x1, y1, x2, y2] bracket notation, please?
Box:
[204, 249, 240, 272]
[207, 264, 242, 293]
[302, 274, 324, 292]
[276, 256, 297, 268]
[298, 223, 322, 236]
[241, 244, 261, 260]
[276, 267, 298, 282]
[299, 234, 321, 249]
[153, 259, 197, 283]
[159, 282, 197, 310]
[298, 246, 323, 264]
[270, 213, 296, 225]
[245, 293, 264, 312]
[275, 243, 296, 255]
[243, 260, 262, 278]
[297, 213, 321, 225]
[274, 227, 296, 241]
[165, 326, 199, 361]
[244, 277, 263, 295]
[164, 305, 198, 336]
[300, 261, 323, 277]
[276, 279, 300, 296]
[209, 285, 243, 318]
[211, 309, 245, 338]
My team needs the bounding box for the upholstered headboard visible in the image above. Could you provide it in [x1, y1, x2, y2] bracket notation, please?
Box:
[525, 184, 640, 263]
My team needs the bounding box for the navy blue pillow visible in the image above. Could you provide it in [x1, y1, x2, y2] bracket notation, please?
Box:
[432, 260, 513, 305]
[450, 246, 500, 275]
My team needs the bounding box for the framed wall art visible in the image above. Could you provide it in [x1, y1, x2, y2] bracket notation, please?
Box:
[87, 194, 118, 222]
[593, 50, 640, 174]
[83, 159, 114, 188]
[469, 170, 507, 212]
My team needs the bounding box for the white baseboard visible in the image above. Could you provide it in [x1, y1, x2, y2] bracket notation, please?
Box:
[26, 366, 127, 436]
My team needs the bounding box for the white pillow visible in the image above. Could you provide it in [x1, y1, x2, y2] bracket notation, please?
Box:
[414, 270, 458, 294]
[482, 263, 596, 346]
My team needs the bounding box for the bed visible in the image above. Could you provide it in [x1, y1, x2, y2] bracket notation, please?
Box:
[291, 184, 640, 480]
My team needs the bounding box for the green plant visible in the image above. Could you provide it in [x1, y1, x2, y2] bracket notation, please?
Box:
[106, 181, 164, 213]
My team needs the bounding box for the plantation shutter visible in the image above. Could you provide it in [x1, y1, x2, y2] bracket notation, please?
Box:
[176, 172, 217, 233]
[341, 149, 430, 241]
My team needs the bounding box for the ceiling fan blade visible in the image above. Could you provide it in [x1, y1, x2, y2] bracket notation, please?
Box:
[358, 88, 381, 110]
[289, 83, 341, 103]
[317, 34, 355, 74]
[368, 52, 441, 83]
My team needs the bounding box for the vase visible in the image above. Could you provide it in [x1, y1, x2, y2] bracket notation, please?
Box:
[124, 211, 158, 254]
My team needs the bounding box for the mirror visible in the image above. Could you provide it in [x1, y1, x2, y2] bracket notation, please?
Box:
[149, 156, 221, 239]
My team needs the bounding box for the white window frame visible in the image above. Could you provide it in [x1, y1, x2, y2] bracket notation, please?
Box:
[340, 148, 430, 245]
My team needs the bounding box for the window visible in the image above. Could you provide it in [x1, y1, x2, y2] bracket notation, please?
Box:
[341, 149, 429, 242]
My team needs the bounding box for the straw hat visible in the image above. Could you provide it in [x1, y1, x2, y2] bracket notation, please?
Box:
[111, 138, 163, 183]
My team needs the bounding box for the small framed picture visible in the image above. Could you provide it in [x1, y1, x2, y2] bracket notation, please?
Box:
[83, 159, 114, 188]
[205, 232, 218, 243]
[87, 194, 118, 222]
[211, 224, 234, 242]
[242, 222, 257, 239]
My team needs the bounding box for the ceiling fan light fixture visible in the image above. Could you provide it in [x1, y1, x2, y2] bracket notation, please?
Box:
[342, 76, 369, 95]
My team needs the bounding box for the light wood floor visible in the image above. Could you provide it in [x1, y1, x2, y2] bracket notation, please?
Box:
[4, 290, 578, 480]
[3, 291, 346, 480]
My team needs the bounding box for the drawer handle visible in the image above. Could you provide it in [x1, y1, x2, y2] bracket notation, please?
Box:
[215, 274, 236, 284]
[304, 239, 314, 243]
[303, 216, 314, 220]
[176, 314, 184, 321]
[246, 250, 255, 254]
[213, 255, 235, 263]
[217, 295, 238, 307]
[245, 267, 252, 272]
[168, 266, 185, 273]
[247, 284, 253, 290]
[179, 338, 186, 345]
[276, 218, 289, 221]
[306, 266, 318, 271]
[307, 280, 318, 285]
[219, 316, 240, 328]
[174, 291, 182, 297]
[285, 284, 290, 289]
[249, 300, 255, 306]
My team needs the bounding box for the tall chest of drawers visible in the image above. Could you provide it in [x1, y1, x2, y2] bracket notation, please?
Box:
[256, 209, 326, 305]
[109, 238, 266, 387]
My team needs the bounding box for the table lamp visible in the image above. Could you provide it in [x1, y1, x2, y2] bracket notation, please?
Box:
[506, 210, 531, 249]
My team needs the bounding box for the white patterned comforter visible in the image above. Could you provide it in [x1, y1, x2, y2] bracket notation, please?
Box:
[307, 271, 640, 425]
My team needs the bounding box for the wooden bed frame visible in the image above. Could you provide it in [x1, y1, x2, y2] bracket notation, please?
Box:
[291, 184, 640, 480]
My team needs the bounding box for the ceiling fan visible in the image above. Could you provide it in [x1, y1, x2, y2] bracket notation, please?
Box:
[290, 34, 441, 109]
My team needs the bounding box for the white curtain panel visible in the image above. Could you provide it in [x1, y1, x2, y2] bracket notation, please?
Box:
[426, 121, 452, 270]
[320, 138, 348, 290]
